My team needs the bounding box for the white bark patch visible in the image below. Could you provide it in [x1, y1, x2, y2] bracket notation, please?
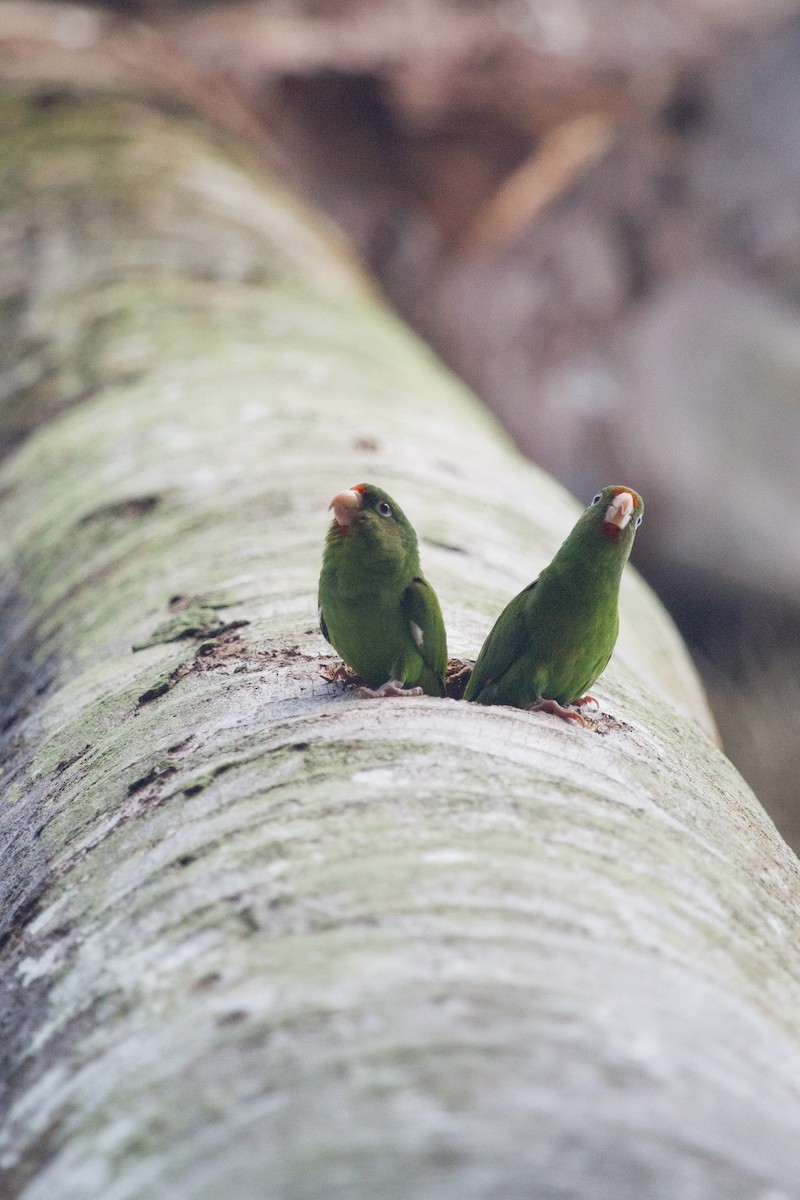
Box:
[422, 848, 478, 865]
[351, 767, 402, 788]
[16, 943, 65, 986]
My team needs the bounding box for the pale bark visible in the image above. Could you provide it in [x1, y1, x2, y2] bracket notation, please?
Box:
[1, 9, 800, 1200]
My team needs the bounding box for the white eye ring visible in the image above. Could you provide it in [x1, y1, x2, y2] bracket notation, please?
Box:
[591, 493, 602, 505]
[636, 514, 643, 527]
[377, 501, 392, 517]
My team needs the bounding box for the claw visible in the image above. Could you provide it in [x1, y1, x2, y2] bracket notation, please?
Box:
[573, 694, 600, 709]
[527, 697, 587, 726]
[355, 678, 423, 698]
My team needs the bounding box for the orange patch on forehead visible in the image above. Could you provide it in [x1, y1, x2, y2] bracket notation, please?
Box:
[609, 485, 640, 506]
[351, 483, 368, 494]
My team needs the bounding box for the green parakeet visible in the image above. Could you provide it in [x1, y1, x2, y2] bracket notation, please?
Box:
[464, 485, 643, 722]
[318, 483, 447, 697]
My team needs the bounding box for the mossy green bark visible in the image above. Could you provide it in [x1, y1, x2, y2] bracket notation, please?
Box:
[2, 20, 800, 1200]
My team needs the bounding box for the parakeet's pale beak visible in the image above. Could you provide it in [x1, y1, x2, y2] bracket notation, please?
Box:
[604, 490, 635, 531]
[329, 488, 362, 528]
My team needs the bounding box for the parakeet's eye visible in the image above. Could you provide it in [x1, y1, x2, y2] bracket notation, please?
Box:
[636, 514, 643, 527]
[591, 493, 602, 505]
[377, 501, 392, 517]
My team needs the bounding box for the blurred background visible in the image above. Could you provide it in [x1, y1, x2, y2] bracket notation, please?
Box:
[85, 0, 800, 847]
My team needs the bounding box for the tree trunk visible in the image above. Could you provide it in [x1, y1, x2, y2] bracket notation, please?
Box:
[2, 9, 800, 1200]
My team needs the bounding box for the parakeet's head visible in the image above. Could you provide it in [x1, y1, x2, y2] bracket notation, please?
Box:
[326, 483, 418, 560]
[582, 485, 643, 555]
[555, 486, 643, 572]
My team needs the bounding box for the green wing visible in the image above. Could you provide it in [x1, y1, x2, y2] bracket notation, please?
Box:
[401, 575, 447, 695]
[318, 600, 331, 644]
[464, 581, 538, 701]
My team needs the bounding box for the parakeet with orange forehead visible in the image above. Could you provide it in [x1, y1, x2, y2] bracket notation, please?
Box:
[319, 483, 447, 697]
[464, 486, 643, 721]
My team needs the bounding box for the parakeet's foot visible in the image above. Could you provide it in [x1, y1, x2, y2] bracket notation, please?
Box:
[355, 678, 424, 698]
[528, 697, 587, 726]
[573, 694, 600, 709]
